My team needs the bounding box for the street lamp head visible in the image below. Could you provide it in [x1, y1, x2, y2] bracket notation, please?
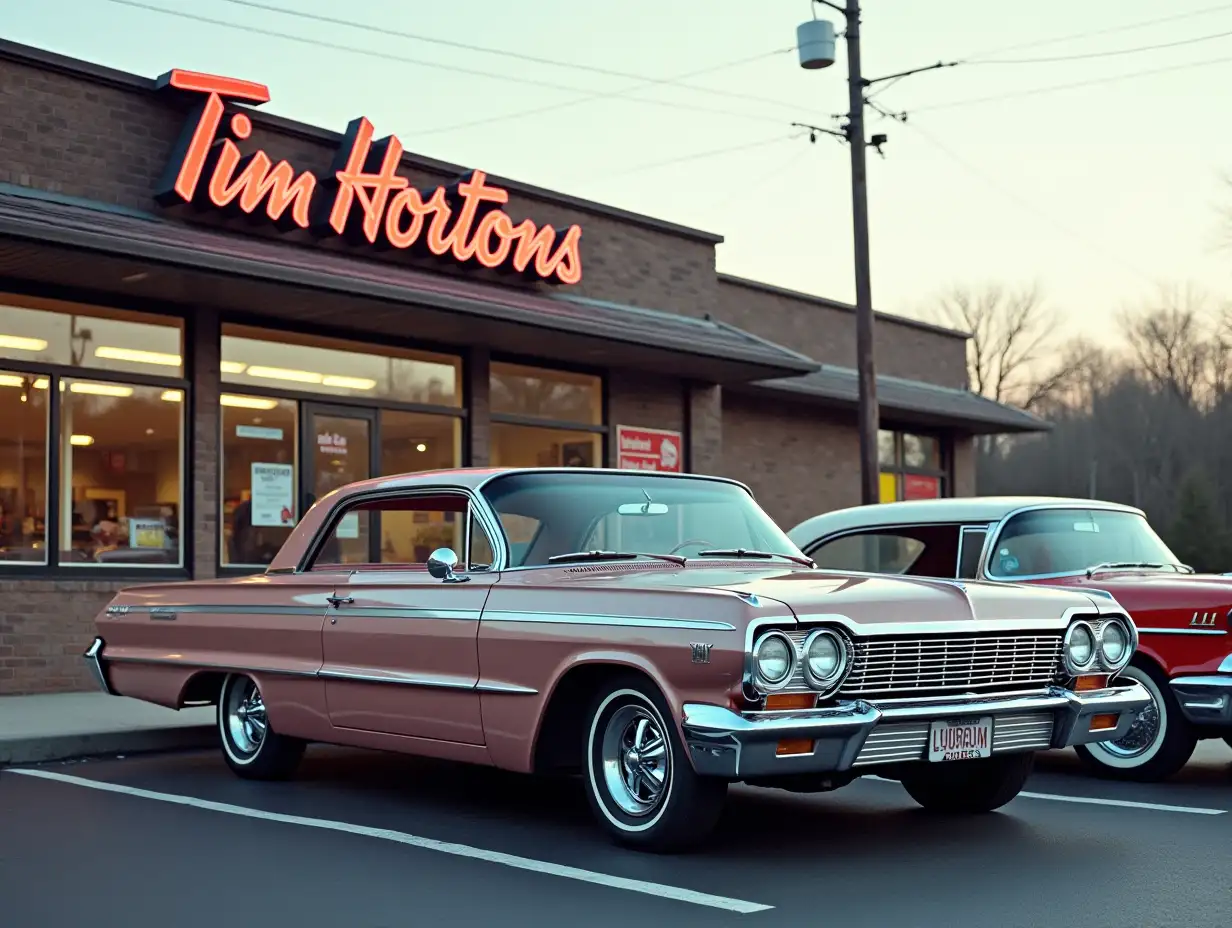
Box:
[797, 18, 836, 69]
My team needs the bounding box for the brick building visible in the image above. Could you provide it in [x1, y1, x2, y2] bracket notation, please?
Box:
[0, 40, 1044, 694]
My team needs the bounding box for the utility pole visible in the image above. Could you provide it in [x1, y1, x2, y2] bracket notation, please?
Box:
[796, 2, 956, 505]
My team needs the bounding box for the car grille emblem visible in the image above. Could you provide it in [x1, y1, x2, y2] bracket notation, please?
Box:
[690, 643, 712, 664]
[1190, 611, 1219, 628]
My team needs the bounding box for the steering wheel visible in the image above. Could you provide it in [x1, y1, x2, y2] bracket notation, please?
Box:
[668, 538, 714, 556]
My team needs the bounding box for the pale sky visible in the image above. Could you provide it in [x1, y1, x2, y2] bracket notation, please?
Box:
[6, 0, 1232, 345]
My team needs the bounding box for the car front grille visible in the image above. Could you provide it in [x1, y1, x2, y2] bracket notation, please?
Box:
[779, 628, 1064, 699]
[851, 712, 1056, 767]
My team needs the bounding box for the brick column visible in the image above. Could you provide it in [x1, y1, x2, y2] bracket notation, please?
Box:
[686, 383, 722, 475]
[468, 346, 491, 466]
[191, 307, 221, 579]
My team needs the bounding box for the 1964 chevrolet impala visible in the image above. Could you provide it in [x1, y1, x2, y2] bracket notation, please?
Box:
[85, 469, 1150, 850]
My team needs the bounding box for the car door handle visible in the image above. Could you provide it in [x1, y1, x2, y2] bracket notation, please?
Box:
[326, 596, 354, 607]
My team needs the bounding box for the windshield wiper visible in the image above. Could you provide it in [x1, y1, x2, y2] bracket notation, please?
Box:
[1086, 561, 1195, 577]
[697, 548, 815, 568]
[547, 550, 687, 566]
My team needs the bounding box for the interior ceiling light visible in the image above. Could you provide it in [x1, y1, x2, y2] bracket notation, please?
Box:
[220, 361, 248, 374]
[68, 382, 134, 397]
[0, 334, 49, 352]
[94, 346, 182, 367]
[160, 390, 183, 403]
[220, 394, 279, 410]
[246, 365, 323, 384]
[416, 443, 427, 452]
[322, 375, 377, 390]
[69, 434, 95, 446]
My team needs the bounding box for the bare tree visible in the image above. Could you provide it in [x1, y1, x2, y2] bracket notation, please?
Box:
[1118, 284, 1230, 406]
[928, 282, 1089, 412]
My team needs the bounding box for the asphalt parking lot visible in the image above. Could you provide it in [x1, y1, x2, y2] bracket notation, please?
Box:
[3, 744, 1230, 928]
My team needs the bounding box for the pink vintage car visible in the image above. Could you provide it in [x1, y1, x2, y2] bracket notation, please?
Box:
[85, 469, 1149, 851]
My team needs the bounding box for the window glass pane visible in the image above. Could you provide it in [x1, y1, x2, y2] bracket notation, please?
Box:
[811, 533, 925, 574]
[221, 396, 298, 567]
[469, 513, 495, 570]
[311, 495, 469, 567]
[490, 362, 601, 424]
[0, 298, 183, 376]
[498, 513, 542, 567]
[0, 371, 48, 563]
[877, 429, 897, 467]
[380, 411, 461, 477]
[491, 423, 601, 468]
[903, 434, 941, 470]
[991, 509, 1179, 578]
[60, 380, 183, 565]
[221, 324, 460, 406]
[958, 529, 987, 579]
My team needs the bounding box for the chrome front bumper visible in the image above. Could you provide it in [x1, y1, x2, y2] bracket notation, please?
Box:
[1170, 675, 1232, 726]
[83, 637, 114, 696]
[681, 683, 1151, 780]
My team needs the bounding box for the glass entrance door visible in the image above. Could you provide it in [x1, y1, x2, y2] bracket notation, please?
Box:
[303, 404, 375, 513]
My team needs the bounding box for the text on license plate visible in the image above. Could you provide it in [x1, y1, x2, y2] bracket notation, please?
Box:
[928, 717, 993, 762]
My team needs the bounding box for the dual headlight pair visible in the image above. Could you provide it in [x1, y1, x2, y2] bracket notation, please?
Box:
[751, 628, 848, 693]
[1063, 616, 1133, 675]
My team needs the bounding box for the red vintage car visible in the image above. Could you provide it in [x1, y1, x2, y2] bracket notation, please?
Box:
[790, 496, 1232, 782]
[84, 471, 1149, 850]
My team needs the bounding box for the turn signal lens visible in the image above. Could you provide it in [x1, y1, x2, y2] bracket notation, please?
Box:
[1074, 674, 1109, 692]
[775, 738, 815, 756]
[1089, 713, 1119, 732]
[765, 693, 816, 711]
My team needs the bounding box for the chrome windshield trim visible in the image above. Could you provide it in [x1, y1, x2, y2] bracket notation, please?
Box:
[480, 610, 736, 631]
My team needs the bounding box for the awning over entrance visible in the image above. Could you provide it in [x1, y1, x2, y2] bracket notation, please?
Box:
[744, 364, 1050, 434]
[0, 187, 816, 384]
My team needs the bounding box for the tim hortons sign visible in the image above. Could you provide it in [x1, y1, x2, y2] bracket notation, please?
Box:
[152, 69, 583, 285]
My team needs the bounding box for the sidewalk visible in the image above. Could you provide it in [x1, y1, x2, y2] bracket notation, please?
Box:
[0, 692, 216, 765]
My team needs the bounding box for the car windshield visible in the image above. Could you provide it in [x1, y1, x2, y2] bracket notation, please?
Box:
[989, 507, 1183, 578]
[480, 471, 806, 568]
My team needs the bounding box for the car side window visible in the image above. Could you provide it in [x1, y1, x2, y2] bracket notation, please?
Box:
[957, 527, 988, 579]
[308, 492, 495, 570]
[496, 513, 542, 568]
[809, 532, 926, 574]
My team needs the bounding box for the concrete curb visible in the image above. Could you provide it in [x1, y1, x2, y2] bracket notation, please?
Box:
[0, 726, 218, 766]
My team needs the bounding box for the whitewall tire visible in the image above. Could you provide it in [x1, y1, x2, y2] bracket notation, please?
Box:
[218, 673, 305, 780]
[583, 676, 726, 852]
[1074, 662, 1196, 782]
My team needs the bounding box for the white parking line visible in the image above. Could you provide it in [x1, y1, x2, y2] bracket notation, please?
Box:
[5, 769, 772, 915]
[864, 775, 1226, 815]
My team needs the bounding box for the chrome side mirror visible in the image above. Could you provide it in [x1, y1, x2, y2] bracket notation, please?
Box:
[426, 547, 468, 583]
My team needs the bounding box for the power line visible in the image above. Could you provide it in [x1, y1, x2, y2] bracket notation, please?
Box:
[970, 26, 1232, 64]
[903, 120, 1156, 286]
[910, 52, 1232, 113]
[588, 133, 803, 183]
[959, 3, 1232, 60]
[102, 0, 804, 127]
[217, 0, 801, 114]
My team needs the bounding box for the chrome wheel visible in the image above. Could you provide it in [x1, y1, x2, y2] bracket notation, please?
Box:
[1101, 691, 1161, 758]
[601, 704, 671, 817]
[224, 677, 267, 758]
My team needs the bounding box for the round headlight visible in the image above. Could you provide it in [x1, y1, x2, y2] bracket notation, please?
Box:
[803, 629, 846, 688]
[1066, 622, 1095, 671]
[1100, 620, 1129, 666]
[754, 633, 795, 687]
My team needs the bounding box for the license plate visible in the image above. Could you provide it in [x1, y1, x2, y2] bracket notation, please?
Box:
[928, 717, 993, 762]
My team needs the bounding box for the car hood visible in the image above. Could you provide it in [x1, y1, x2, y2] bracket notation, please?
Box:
[1038, 571, 1232, 612]
[569, 564, 1107, 628]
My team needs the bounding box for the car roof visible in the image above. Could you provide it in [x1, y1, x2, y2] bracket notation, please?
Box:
[788, 496, 1145, 542]
[336, 466, 751, 496]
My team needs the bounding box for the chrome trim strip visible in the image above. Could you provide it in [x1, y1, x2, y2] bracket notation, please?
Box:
[1138, 627, 1228, 636]
[102, 604, 481, 621]
[105, 604, 329, 616]
[102, 653, 318, 678]
[334, 607, 480, 621]
[83, 637, 113, 696]
[475, 680, 540, 695]
[481, 610, 737, 631]
[792, 612, 1073, 636]
[318, 666, 475, 690]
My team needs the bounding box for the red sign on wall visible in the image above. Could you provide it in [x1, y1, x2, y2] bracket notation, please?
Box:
[616, 426, 683, 473]
[903, 474, 941, 500]
[153, 69, 583, 286]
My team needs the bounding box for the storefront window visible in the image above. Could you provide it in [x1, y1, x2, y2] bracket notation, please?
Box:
[490, 362, 603, 468]
[878, 429, 948, 502]
[221, 396, 298, 567]
[59, 380, 183, 565]
[221, 324, 461, 406]
[380, 410, 461, 476]
[0, 371, 48, 563]
[0, 296, 186, 572]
